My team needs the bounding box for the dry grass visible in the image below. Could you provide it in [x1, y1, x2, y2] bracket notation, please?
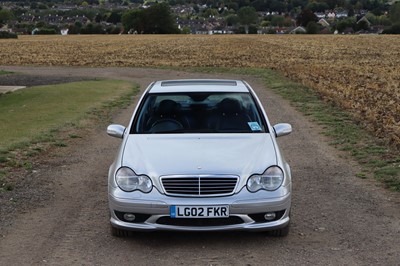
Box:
[1, 35, 399, 147]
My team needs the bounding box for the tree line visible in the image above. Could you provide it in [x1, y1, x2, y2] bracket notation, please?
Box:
[122, 3, 179, 34]
[1, 0, 400, 35]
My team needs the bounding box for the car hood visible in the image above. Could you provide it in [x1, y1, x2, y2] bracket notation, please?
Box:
[122, 134, 277, 177]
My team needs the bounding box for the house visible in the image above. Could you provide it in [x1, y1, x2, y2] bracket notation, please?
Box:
[258, 12, 269, 17]
[315, 12, 326, 19]
[327, 12, 336, 19]
[31, 28, 39, 35]
[195, 27, 209, 35]
[318, 19, 330, 27]
[336, 11, 348, 18]
[0, 26, 13, 33]
[171, 5, 194, 16]
[319, 27, 332, 34]
[210, 29, 230, 34]
[357, 16, 371, 27]
[290, 26, 306, 34]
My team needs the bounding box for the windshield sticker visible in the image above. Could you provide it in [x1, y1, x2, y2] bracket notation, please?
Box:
[248, 122, 262, 131]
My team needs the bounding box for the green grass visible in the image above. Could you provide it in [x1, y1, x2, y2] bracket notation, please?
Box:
[184, 67, 400, 192]
[0, 80, 136, 152]
[0, 79, 138, 192]
[0, 70, 13, 75]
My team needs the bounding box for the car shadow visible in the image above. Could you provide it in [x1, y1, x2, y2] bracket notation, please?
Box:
[123, 230, 287, 247]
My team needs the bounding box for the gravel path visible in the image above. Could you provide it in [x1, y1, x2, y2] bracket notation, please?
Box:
[0, 66, 399, 266]
[0, 73, 93, 87]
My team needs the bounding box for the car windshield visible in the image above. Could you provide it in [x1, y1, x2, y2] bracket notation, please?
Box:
[132, 92, 267, 134]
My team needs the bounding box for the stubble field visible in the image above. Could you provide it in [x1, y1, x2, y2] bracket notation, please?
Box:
[0, 35, 399, 147]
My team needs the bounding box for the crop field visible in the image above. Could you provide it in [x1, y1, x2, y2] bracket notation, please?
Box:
[0, 35, 399, 147]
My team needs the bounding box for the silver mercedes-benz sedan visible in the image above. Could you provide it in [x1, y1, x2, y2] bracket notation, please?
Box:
[107, 79, 292, 237]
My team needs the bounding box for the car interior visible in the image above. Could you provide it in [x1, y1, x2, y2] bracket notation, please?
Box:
[133, 92, 266, 134]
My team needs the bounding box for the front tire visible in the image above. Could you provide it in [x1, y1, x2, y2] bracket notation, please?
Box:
[269, 223, 290, 237]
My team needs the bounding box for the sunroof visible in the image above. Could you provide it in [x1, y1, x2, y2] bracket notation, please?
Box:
[161, 80, 237, 87]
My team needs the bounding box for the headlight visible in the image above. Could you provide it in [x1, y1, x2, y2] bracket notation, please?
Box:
[247, 166, 284, 192]
[115, 167, 152, 193]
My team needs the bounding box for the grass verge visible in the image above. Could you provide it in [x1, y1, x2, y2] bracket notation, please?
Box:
[0, 79, 139, 192]
[185, 67, 400, 192]
[0, 80, 136, 150]
[0, 70, 13, 75]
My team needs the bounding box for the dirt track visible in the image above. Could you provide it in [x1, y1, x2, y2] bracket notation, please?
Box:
[0, 66, 399, 266]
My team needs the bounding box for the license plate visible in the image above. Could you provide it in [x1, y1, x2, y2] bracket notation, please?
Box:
[170, 205, 229, 218]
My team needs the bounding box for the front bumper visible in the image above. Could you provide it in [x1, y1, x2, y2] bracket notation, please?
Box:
[109, 186, 291, 232]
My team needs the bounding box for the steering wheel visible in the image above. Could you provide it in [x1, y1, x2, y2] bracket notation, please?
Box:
[149, 119, 184, 133]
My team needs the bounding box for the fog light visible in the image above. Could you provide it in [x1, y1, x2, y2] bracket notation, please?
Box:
[264, 212, 276, 221]
[123, 213, 136, 222]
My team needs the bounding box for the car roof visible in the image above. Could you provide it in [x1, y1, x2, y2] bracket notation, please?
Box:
[148, 79, 250, 93]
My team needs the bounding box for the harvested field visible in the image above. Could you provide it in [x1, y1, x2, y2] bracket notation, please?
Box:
[0, 35, 399, 146]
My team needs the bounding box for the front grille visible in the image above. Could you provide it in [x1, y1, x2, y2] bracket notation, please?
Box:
[161, 175, 238, 197]
[156, 216, 243, 226]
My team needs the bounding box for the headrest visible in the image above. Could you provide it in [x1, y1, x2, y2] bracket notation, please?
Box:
[157, 99, 179, 115]
[218, 98, 242, 114]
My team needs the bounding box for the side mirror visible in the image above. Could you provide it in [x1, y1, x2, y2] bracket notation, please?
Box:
[107, 124, 126, 139]
[273, 123, 292, 138]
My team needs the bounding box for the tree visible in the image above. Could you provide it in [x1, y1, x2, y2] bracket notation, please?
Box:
[238, 6, 258, 33]
[38, 3, 48, 9]
[80, 23, 104, 34]
[0, 31, 18, 39]
[107, 11, 122, 24]
[356, 20, 370, 31]
[270, 0, 286, 12]
[226, 1, 239, 11]
[271, 15, 285, 26]
[202, 8, 218, 18]
[348, 7, 355, 17]
[36, 28, 57, 35]
[251, 0, 269, 11]
[95, 13, 103, 23]
[306, 1, 329, 12]
[181, 26, 191, 34]
[389, 2, 400, 24]
[122, 9, 145, 33]
[306, 21, 319, 34]
[0, 9, 14, 26]
[225, 14, 239, 26]
[35, 21, 46, 28]
[382, 23, 400, 34]
[296, 9, 317, 27]
[335, 17, 356, 33]
[145, 3, 179, 34]
[30, 2, 38, 9]
[248, 24, 258, 34]
[68, 21, 83, 34]
[122, 3, 179, 34]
